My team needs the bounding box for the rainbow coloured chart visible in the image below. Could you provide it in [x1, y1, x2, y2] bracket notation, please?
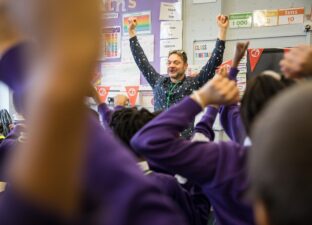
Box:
[123, 11, 152, 35]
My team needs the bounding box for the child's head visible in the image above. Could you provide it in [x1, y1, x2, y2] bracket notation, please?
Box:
[109, 107, 157, 157]
[240, 71, 295, 135]
[249, 82, 312, 225]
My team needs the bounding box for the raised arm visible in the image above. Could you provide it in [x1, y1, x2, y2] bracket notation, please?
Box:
[219, 42, 249, 143]
[196, 15, 228, 86]
[128, 17, 161, 88]
[192, 106, 218, 142]
[131, 74, 242, 186]
[4, 0, 101, 219]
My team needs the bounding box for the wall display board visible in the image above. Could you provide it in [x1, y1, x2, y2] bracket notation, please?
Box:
[100, 0, 181, 89]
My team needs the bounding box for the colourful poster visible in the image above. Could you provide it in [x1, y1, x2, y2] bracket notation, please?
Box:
[123, 11, 152, 35]
[102, 26, 121, 60]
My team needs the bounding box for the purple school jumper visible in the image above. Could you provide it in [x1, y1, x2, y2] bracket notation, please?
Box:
[97, 103, 124, 127]
[0, 125, 25, 179]
[193, 106, 218, 141]
[219, 67, 246, 144]
[98, 103, 208, 225]
[131, 97, 255, 225]
[0, 44, 188, 225]
[0, 187, 71, 225]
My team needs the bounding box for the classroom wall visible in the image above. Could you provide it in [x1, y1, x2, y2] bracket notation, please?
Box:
[183, 0, 312, 63]
[183, 0, 311, 140]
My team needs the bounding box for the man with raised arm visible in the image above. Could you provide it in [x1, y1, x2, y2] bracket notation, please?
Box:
[128, 15, 228, 112]
[128, 15, 228, 138]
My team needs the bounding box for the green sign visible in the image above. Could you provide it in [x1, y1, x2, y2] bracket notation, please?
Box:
[229, 12, 252, 28]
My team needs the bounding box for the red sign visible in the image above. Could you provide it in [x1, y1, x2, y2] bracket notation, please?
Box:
[248, 48, 264, 72]
[96, 86, 110, 103]
[125, 86, 139, 107]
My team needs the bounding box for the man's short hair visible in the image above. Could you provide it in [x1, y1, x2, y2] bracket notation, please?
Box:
[168, 50, 188, 64]
[250, 82, 312, 225]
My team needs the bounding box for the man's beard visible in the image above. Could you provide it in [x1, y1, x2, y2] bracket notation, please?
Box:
[169, 70, 185, 80]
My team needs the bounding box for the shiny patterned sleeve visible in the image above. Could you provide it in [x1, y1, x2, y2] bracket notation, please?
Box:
[130, 36, 161, 88]
[195, 39, 225, 87]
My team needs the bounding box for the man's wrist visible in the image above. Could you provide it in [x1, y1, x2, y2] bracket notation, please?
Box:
[129, 30, 136, 38]
[218, 29, 227, 40]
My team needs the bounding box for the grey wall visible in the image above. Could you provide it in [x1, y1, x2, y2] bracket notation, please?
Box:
[183, 0, 312, 62]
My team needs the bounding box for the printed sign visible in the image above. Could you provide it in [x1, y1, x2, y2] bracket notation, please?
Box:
[125, 86, 139, 106]
[229, 12, 252, 28]
[160, 21, 183, 39]
[248, 48, 264, 72]
[253, 10, 278, 27]
[159, 2, 182, 21]
[96, 86, 110, 103]
[278, 8, 304, 25]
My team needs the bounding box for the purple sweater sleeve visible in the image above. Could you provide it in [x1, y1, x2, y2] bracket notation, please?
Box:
[97, 103, 113, 127]
[84, 117, 188, 225]
[97, 103, 124, 127]
[131, 97, 246, 187]
[219, 67, 246, 144]
[0, 188, 71, 225]
[193, 106, 218, 141]
[228, 67, 239, 80]
[219, 104, 246, 144]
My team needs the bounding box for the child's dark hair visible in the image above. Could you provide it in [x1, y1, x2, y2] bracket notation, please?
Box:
[109, 107, 157, 155]
[240, 71, 295, 135]
[250, 82, 312, 225]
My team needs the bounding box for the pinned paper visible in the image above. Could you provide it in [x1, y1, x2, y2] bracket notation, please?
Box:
[160, 21, 183, 39]
[248, 48, 264, 72]
[159, 2, 182, 21]
[102, 26, 121, 60]
[278, 8, 304, 25]
[96, 86, 110, 103]
[125, 86, 139, 106]
[253, 10, 278, 27]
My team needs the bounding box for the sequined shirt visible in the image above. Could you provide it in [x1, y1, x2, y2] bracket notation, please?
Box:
[130, 36, 225, 112]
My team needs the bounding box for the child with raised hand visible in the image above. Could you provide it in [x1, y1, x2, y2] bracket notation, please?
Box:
[0, 1, 189, 224]
[0, 0, 101, 223]
[131, 41, 296, 225]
